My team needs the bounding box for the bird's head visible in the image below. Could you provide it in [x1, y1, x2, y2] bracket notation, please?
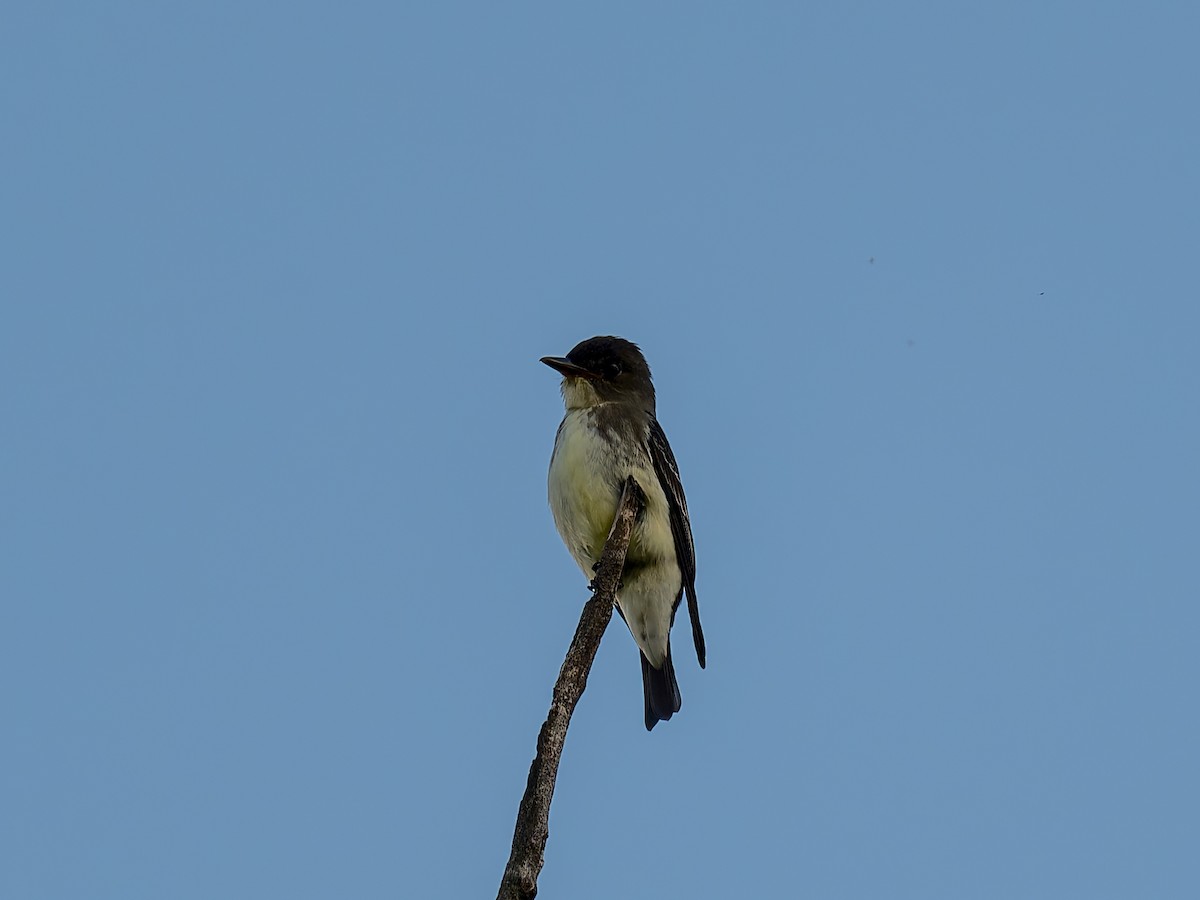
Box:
[541, 336, 655, 412]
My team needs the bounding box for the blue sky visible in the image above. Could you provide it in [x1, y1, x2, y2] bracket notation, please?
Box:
[3, 3, 1198, 898]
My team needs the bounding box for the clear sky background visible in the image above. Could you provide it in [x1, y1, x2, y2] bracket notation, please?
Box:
[3, 3, 1198, 898]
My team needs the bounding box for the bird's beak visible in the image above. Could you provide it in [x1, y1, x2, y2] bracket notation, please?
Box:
[540, 356, 597, 379]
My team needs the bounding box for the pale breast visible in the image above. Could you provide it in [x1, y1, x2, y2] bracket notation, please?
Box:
[548, 408, 677, 575]
[549, 410, 619, 569]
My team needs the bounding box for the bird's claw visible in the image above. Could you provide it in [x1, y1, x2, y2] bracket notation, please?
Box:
[587, 574, 623, 593]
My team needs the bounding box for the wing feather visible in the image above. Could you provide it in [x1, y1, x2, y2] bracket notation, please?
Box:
[647, 418, 706, 668]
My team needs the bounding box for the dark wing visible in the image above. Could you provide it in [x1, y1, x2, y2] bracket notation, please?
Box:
[647, 417, 706, 668]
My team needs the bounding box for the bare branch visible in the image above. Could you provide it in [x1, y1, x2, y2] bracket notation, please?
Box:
[497, 476, 646, 900]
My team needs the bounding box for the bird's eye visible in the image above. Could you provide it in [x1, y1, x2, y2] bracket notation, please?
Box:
[604, 361, 622, 379]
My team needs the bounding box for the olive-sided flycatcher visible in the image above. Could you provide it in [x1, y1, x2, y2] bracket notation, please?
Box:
[542, 336, 705, 730]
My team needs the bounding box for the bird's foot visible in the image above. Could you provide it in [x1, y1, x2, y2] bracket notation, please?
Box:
[587, 573, 623, 592]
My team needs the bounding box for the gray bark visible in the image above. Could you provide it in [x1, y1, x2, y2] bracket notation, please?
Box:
[496, 476, 646, 900]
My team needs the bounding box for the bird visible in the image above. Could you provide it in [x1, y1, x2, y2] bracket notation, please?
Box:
[541, 336, 705, 730]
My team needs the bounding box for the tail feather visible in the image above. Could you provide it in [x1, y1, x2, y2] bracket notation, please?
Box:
[640, 646, 682, 731]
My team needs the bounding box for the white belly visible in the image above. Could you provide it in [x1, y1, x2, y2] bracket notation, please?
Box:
[547, 408, 681, 665]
